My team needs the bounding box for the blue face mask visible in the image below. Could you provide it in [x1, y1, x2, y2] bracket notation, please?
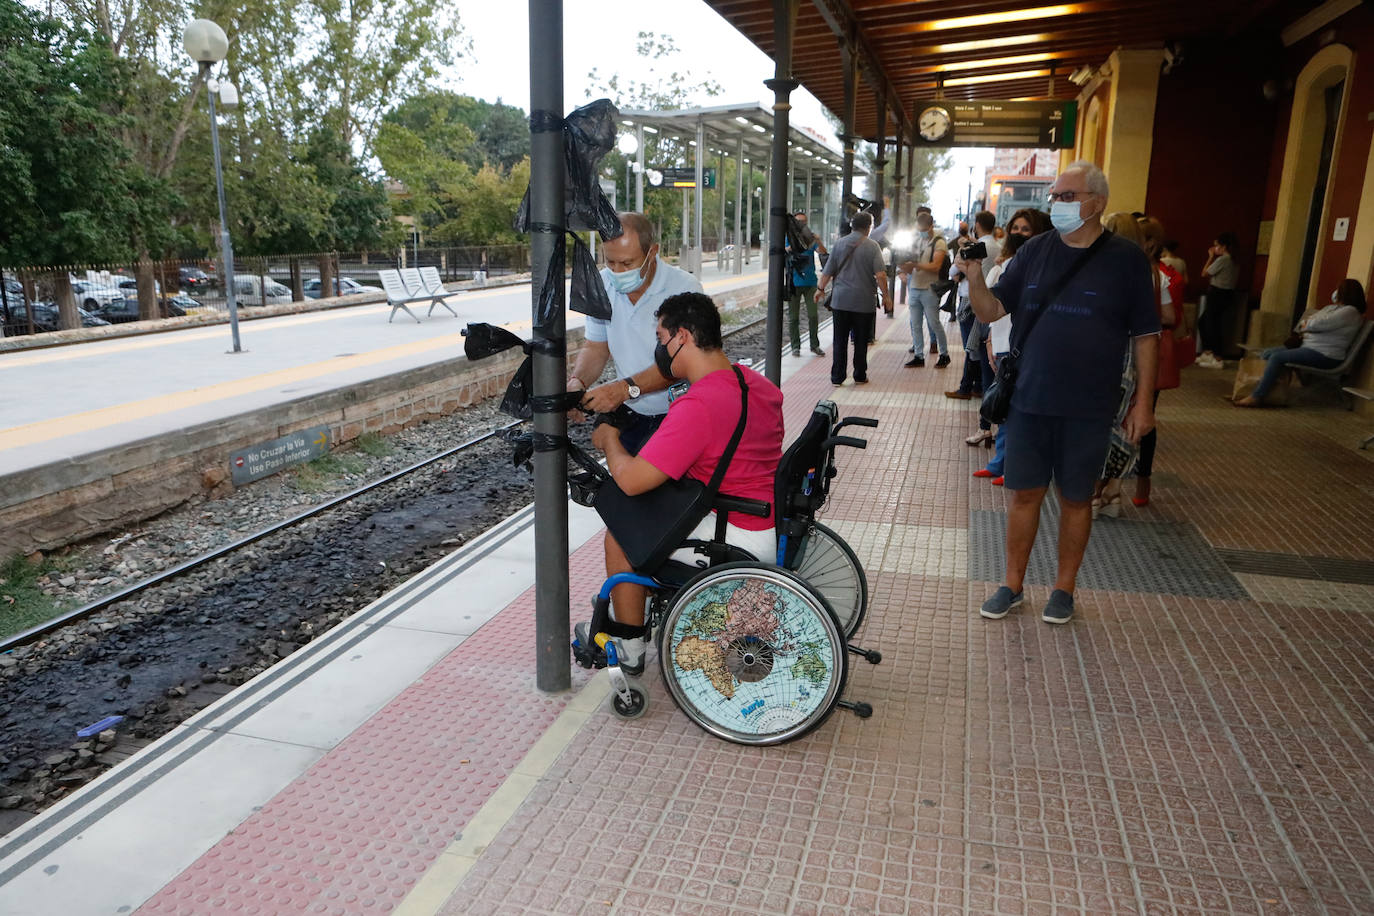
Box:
[1050, 200, 1085, 235]
[608, 249, 653, 294]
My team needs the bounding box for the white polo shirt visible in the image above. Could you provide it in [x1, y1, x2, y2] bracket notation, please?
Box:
[586, 257, 703, 417]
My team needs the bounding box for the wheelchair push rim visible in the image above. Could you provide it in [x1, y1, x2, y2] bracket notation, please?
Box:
[658, 563, 849, 746]
[791, 522, 867, 638]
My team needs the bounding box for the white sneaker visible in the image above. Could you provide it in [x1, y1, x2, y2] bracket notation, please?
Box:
[574, 621, 648, 675]
[611, 635, 648, 675]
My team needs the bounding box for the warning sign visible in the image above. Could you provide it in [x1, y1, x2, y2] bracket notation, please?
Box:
[230, 426, 330, 486]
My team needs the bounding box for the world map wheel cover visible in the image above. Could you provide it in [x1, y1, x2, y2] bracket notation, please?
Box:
[668, 575, 841, 739]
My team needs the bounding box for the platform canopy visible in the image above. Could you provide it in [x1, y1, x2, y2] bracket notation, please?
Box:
[620, 101, 862, 179]
[701, 0, 1314, 142]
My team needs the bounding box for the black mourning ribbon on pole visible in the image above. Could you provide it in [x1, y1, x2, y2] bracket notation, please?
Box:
[514, 99, 626, 330]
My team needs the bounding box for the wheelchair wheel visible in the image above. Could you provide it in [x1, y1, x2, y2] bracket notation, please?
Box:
[658, 563, 848, 745]
[792, 522, 867, 638]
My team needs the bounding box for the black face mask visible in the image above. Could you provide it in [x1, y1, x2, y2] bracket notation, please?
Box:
[654, 337, 684, 380]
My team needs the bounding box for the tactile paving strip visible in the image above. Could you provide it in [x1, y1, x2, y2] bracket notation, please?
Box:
[968, 507, 1250, 599]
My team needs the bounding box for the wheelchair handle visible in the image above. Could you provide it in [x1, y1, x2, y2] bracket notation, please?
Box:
[838, 416, 878, 430]
[821, 435, 868, 451]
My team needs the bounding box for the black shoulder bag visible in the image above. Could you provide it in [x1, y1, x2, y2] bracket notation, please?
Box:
[594, 366, 750, 572]
[980, 231, 1113, 426]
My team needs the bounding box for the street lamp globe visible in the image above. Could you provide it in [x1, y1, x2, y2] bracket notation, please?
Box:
[182, 19, 228, 64]
[616, 132, 639, 156]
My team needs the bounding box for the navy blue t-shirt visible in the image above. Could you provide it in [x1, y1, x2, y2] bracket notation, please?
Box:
[992, 230, 1160, 419]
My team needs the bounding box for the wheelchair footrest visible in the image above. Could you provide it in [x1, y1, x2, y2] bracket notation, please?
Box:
[572, 639, 608, 670]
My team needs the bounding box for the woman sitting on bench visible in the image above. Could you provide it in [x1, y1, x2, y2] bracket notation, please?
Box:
[582, 292, 785, 674]
[1235, 279, 1366, 408]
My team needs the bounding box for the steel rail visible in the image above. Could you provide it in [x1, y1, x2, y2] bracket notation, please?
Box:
[0, 420, 523, 653]
[0, 315, 770, 655]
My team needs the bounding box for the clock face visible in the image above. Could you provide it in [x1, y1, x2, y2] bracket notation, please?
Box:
[919, 106, 951, 142]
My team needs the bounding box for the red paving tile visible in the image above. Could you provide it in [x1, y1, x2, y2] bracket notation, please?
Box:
[139, 307, 1374, 914]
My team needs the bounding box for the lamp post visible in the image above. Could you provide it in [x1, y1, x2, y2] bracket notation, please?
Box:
[183, 18, 242, 354]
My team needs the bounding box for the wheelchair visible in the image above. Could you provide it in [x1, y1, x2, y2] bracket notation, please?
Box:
[569, 399, 882, 746]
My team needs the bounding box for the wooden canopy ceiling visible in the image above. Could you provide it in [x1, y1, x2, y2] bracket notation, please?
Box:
[702, 0, 1304, 141]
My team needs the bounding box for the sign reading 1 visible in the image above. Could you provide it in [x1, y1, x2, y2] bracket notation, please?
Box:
[914, 100, 1077, 150]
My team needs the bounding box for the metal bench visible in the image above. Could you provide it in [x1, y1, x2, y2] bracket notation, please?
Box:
[1342, 386, 1374, 450]
[1285, 319, 1373, 386]
[378, 269, 425, 324]
[402, 267, 459, 318]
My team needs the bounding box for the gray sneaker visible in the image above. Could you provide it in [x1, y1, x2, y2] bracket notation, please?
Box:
[1043, 589, 1074, 624]
[980, 586, 1023, 620]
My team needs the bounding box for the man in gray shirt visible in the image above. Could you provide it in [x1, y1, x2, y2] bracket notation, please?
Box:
[817, 210, 892, 384]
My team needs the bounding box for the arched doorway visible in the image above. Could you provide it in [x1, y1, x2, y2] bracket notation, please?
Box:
[1258, 45, 1354, 337]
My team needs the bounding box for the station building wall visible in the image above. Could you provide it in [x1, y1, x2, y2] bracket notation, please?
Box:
[1142, 32, 1282, 305]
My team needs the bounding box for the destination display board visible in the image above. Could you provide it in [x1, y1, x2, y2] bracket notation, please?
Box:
[915, 100, 1076, 149]
[646, 167, 717, 189]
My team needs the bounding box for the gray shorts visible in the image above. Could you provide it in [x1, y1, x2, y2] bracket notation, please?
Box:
[1003, 410, 1113, 503]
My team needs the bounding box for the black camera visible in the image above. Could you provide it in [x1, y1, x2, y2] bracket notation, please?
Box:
[959, 241, 988, 261]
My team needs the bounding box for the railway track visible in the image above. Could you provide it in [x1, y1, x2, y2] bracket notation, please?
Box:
[0, 315, 768, 824]
[0, 315, 768, 657]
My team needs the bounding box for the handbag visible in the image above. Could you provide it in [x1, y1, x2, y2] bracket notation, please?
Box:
[1173, 331, 1197, 369]
[980, 231, 1114, 426]
[594, 365, 750, 571]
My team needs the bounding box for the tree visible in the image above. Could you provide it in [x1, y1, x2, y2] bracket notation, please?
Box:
[304, 0, 466, 154]
[583, 31, 727, 251]
[0, 0, 181, 326]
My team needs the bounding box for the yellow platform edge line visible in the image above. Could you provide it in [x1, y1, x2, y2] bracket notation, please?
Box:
[392, 674, 612, 916]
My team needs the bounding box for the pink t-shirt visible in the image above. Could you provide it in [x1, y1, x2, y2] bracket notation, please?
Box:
[638, 365, 784, 531]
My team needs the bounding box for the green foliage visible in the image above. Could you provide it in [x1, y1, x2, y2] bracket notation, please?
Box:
[0, 552, 69, 640]
[376, 91, 532, 245]
[354, 432, 392, 457]
[432, 159, 531, 245]
[0, 0, 181, 265]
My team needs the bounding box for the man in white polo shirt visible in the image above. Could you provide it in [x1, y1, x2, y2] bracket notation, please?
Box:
[569, 212, 704, 452]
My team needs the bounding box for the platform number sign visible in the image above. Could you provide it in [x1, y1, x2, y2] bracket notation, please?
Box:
[647, 167, 716, 189]
[916, 101, 1077, 149]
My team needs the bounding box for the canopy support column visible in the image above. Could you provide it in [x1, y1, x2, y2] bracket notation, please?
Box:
[735, 137, 745, 275]
[764, 0, 799, 386]
[839, 46, 857, 221]
[528, 0, 568, 693]
[694, 117, 705, 275]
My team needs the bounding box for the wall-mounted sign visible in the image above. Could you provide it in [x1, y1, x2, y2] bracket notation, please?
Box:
[647, 167, 717, 189]
[915, 101, 1077, 149]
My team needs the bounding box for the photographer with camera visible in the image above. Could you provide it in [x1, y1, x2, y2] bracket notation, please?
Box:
[956, 162, 1158, 626]
[946, 212, 1002, 400]
[897, 211, 949, 368]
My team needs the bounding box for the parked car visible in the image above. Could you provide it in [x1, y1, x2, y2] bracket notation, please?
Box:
[70, 280, 126, 311]
[117, 278, 162, 298]
[93, 296, 186, 323]
[179, 266, 212, 290]
[303, 277, 383, 299]
[21, 301, 111, 332]
[230, 275, 293, 306]
[167, 294, 203, 313]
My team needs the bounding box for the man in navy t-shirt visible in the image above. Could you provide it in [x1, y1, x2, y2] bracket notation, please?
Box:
[954, 161, 1160, 625]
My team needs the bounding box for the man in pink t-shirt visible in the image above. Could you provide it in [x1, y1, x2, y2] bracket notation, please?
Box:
[585, 292, 784, 674]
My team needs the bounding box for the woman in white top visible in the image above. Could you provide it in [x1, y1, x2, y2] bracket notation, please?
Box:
[1234, 279, 1366, 407]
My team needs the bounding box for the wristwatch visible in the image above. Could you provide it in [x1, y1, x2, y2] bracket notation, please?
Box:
[623, 379, 641, 399]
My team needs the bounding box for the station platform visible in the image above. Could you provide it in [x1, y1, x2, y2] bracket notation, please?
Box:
[0, 265, 768, 478]
[2, 303, 1374, 915]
